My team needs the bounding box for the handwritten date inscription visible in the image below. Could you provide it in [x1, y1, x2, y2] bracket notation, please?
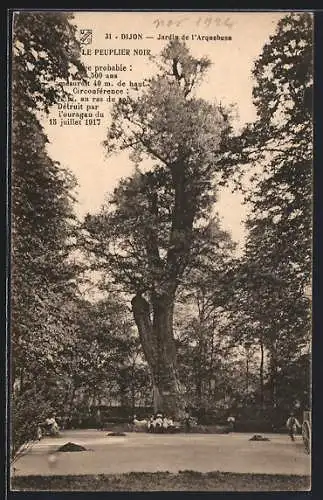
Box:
[153, 16, 233, 30]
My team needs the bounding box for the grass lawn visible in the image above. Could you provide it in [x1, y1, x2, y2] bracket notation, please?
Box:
[12, 471, 311, 491]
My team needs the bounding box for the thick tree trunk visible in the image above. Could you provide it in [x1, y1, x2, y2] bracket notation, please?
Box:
[269, 343, 278, 411]
[196, 333, 203, 409]
[130, 162, 196, 420]
[259, 340, 265, 409]
[131, 293, 185, 419]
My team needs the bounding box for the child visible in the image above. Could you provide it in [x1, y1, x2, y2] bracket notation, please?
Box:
[286, 412, 301, 441]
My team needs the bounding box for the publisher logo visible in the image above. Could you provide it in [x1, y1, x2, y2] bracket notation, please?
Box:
[79, 29, 93, 45]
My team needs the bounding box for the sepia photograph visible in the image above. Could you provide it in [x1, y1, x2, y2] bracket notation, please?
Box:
[9, 10, 312, 492]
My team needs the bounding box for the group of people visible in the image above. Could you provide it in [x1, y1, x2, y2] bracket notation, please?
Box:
[36, 409, 303, 442]
[147, 413, 177, 433]
[132, 413, 178, 433]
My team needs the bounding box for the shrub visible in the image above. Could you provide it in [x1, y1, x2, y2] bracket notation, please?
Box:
[11, 387, 52, 463]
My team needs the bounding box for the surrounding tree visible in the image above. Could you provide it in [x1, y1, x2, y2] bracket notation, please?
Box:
[11, 12, 84, 459]
[245, 12, 312, 284]
[173, 232, 236, 410]
[222, 12, 312, 286]
[60, 296, 150, 414]
[244, 13, 312, 412]
[220, 12, 312, 415]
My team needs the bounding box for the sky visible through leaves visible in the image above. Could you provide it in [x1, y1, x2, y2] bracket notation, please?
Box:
[42, 12, 285, 254]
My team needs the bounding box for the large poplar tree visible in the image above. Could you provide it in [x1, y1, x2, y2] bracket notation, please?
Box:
[82, 41, 234, 418]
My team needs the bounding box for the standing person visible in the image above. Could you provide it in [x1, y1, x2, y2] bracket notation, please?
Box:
[36, 425, 42, 440]
[147, 415, 154, 433]
[155, 413, 163, 433]
[167, 416, 175, 433]
[286, 412, 301, 441]
[184, 409, 191, 433]
[151, 415, 157, 433]
[162, 415, 169, 433]
[227, 415, 236, 431]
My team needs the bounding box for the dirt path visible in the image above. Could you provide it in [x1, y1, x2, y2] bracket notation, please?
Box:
[12, 430, 311, 477]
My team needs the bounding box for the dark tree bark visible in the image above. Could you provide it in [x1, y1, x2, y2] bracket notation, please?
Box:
[129, 160, 198, 419]
[259, 339, 265, 409]
[268, 342, 278, 411]
[131, 292, 185, 418]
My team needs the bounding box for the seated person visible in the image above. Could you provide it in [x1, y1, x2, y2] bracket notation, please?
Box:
[45, 415, 59, 434]
[162, 416, 169, 432]
[167, 416, 176, 433]
[147, 415, 155, 432]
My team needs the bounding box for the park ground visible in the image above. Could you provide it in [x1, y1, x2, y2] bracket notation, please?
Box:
[11, 429, 311, 491]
